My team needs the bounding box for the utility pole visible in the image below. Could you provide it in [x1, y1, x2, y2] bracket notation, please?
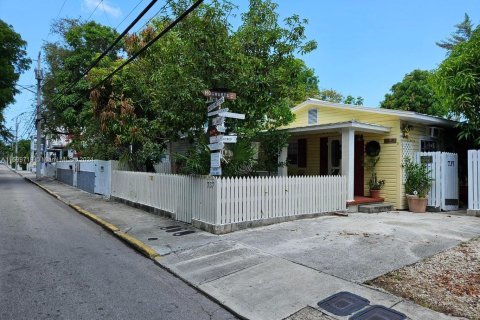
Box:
[15, 118, 19, 170]
[35, 52, 43, 179]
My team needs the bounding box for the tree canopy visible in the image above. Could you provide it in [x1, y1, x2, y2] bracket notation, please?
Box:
[436, 13, 474, 52]
[433, 26, 480, 144]
[380, 69, 446, 116]
[83, 0, 318, 171]
[0, 20, 31, 139]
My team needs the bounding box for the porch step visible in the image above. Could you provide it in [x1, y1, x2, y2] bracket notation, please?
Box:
[358, 203, 394, 213]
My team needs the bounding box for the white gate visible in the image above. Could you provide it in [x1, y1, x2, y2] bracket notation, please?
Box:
[415, 152, 458, 211]
[468, 150, 480, 210]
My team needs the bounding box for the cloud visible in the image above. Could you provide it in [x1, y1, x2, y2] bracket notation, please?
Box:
[84, 0, 122, 18]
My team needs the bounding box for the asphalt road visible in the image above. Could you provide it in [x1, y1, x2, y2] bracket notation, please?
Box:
[0, 166, 237, 320]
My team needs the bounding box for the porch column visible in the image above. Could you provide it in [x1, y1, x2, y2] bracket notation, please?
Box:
[278, 146, 288, 176]
[341, 127, 355, 201]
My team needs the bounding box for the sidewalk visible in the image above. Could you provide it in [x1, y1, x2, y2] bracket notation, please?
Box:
[18, 170, 464, 320]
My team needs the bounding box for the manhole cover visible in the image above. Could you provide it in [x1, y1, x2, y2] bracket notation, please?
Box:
[173, 230, 195, 236]
[317, 292, 369, 316]
[349, 305, 406, 320]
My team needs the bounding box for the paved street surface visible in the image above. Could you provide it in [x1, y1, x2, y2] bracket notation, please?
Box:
[14, 167, 480, 320]
[0, 165, 237, 320]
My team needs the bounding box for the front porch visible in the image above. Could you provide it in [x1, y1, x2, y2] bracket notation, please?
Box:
[278, 120, 392, 203]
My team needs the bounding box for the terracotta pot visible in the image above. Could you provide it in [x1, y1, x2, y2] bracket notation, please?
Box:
[370, 189, 381, 198]
[406, 194, 428, 213]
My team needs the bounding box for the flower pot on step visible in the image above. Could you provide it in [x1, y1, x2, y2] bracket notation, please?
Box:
[370, 189, 381, 198]
[406, 194, 428, 213]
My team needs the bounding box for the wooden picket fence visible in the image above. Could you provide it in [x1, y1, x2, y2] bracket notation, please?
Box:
[468, 150, 480, 210]
[111, 171, 347, 227]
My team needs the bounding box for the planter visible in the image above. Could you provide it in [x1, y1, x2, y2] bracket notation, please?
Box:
[369, 189, 381, 198]
[406, 194, 428, 213]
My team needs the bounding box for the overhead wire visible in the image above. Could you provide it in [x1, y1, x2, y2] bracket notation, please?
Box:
[114, 0, 145, 31]
[85, 0, 104, 21]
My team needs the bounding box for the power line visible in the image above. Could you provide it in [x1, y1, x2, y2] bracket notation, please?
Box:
[134, 0, 173, 34]
[48, 0, 159, 106]
[86, 0, 104, 21]
[92, 0, 204, 91]
[114, 0, 145, 31]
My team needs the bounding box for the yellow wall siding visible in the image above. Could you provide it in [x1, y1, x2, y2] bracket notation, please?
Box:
[287, 103, 405, 209]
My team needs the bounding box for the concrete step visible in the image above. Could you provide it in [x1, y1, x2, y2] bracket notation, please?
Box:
[358, 203, 394, 213]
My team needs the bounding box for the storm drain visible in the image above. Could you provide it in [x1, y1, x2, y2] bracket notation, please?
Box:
[317, 291, 369, 316]
[160, 226, 181, 230]
[349, 305, 406, 320]
[173, 230, 196, 236]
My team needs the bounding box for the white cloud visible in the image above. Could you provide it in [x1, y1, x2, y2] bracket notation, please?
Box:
[84, 0, 122, 18]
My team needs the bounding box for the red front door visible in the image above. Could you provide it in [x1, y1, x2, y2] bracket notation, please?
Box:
[354, 135, 364, 196]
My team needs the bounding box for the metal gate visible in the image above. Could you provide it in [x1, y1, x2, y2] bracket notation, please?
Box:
[415, 152, 458, 211]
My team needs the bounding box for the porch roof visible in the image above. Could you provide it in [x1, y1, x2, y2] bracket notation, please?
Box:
[286, 120, 391, 135]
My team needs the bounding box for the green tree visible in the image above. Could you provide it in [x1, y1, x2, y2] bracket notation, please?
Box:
[42, 19, 121, 154]
[434, 26, 480, 144]
[316, 89, 343, 103]
[436, 13, 474, 52]
[0, 20, 31, 139]
[90, 0, 318, 172]
[380, 69, 446, 116]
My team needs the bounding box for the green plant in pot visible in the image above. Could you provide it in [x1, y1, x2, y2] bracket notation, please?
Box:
[403, 157, 432, 213]
[366, 155, 385, 198]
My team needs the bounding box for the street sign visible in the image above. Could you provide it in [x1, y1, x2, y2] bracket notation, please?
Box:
[216, 125, 226, 133]
[210, 166, 222, 176]
[212, 116, 225, 126]
[209, 135, 237, 144]
[208, 142, 224, 151]
[210, 135, 223, 144]
[207, 96, 225, 112]
[219, 112, 245, 120]
[211, 152, 221, 167]
[203, 90, 236, 100]
[208, 108, 229, 117]
[222, 135, 237, 143]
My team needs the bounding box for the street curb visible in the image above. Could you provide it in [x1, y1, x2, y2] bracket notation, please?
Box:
[22, 175, 160, 261]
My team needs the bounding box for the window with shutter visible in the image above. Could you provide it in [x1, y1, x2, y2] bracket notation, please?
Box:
[308, 109, 317, 124]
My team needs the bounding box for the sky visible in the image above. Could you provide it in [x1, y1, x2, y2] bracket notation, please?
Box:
[1, 0, 479, 140]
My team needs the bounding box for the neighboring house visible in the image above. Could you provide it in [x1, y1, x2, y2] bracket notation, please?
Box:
[277, 99, 458, 210]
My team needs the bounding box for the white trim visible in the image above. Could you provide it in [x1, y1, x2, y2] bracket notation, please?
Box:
[293, 99, 457, 127]
[287, 120, 390, 134]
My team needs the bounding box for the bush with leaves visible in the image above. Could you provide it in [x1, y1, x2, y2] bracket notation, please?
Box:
[403, 157, 432, 198]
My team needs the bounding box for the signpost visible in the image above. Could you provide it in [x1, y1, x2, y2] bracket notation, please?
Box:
[205, 89, 243, 176]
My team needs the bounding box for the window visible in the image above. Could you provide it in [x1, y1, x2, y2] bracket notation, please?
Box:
[308, 109, 317, 124]
[421, 140, 438, 152]
[287, 139, 307, 168]
[287, 141, 298, 165]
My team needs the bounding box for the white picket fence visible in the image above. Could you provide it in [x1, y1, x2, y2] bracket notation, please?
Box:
[468, 150, 480, 210]
[415, 152, 458, 211]
[111, 171, 347, 227]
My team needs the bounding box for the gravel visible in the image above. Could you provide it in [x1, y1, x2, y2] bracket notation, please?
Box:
[369, 236, 480, 319]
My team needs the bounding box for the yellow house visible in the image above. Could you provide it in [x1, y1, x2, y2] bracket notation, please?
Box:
[277, 99, 457, 210]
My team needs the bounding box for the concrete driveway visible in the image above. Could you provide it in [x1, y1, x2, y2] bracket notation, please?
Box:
[222, 211, 480, 282]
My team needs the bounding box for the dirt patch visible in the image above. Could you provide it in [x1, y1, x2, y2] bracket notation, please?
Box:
[368, 237, 480, 319]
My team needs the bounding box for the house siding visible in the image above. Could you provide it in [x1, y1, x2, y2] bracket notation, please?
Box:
[287, 104, 404, 209]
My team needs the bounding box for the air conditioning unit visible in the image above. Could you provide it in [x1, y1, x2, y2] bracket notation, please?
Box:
[427, 126, 442, 138]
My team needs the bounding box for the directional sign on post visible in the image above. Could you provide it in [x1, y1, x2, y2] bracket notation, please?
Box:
[207, 96, 225, 112]
[219, 111, 245, 120]
[222, 135, 237, 143]
[210, 167, 222, 176]
[209, 135, 223, 144]
[211, 152, 221, 167]
[212, 116, 225, 126]
[208, 108, 229, 117]
[203, 90, 237, 101]
[208, 142, 224, 151]
[216, 125, 226, 133]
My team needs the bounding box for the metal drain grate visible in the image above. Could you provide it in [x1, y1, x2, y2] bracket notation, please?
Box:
[349, 305, 406, 320]
[317, 292, 370, 316]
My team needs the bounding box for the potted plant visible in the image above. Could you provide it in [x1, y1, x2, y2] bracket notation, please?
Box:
[403, 157, 432, 213]
[366, 155, 385, 198]
[369, 172, 385, 198]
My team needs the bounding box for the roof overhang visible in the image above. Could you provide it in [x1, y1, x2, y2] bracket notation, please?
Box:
[286, 120, 391, 135]
[294, 99, 458, 127]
